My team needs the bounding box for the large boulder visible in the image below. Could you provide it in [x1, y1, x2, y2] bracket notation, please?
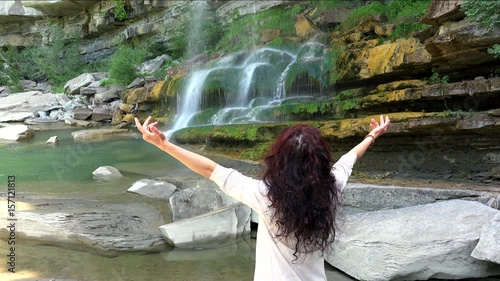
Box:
[159, 203, 251, 248]
[138, 54, 171, 74]
[127, 179, 177, 200]
[64, 73, 108, 95]
[169, 188, 227, 221]
[0, 91, 60, 112]
[0, 124, 34, 141]
[326, 200, 500, 281]
[91, 107, 112, 122]
[472, 213, 500, 264]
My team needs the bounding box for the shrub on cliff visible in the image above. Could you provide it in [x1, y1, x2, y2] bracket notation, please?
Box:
[108, 44, 146, 85]
[336, 0, 430, 39]
[461, 0, 500, 59]
[30, 27, 83, 88]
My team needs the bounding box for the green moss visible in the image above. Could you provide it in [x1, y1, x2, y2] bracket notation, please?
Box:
[254, 101, 336, 122]
[266, 37, 301, 53]
[188, 108, 220, 126]
[216, 5, 303, 53]
[333, 89, 360, 117]
[329, 44, 344, 85]
[173, 123, 289, 143]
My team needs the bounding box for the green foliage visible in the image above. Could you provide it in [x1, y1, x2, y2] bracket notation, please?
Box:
[429, 72, 449, 84]
[108, 43, 147, 84]
[461, 0, 500, 31]
[30, 27, 82, 88]
[309, 0, 362, 11]
[216, 6, 302, 53]
[336, 1, 386, 32]
[336, 0, 430, 36]
[113, 0, 127, 21]
[387, 0, 430, 24]
[0, 47, 35, 91]
[389, 22, 428, 40]
[0, 27, 88, 91]
[487, 44, 500, 59]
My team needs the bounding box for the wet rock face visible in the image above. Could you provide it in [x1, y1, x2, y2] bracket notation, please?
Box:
[336, 38, 432, 85]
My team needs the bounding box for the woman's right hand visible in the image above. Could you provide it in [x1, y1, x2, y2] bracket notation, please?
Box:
[368, 115, 390, 139]
[134, 116, 168, 148]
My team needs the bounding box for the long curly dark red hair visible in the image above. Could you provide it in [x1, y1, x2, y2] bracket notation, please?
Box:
[262, 124, 338, 260]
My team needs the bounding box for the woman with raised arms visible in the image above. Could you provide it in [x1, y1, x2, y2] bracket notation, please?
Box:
[135, 115, 390, 281]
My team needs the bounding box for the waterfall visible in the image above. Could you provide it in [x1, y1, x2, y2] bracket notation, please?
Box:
[168, 47, 301, 134]
[187, 1, 208, 59]
[167, 69, 213, 135]
[237, 62, 269, 106]
[274, 61, 295, 100]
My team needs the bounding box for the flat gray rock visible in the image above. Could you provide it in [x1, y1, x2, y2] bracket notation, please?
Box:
[128, 179, 177, 200]
[0, 124, 34, 141]
[0, 199, 167, 257]
[72, 128, 138, 141]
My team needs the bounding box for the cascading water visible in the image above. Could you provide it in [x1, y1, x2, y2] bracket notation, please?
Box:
[167, 39, 333, 134]
[186, 1, 208, 59]
[168, 69, 213, 134]
[169, 48, 298, 133]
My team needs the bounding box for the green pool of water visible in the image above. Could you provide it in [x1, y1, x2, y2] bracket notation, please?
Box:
[0, 128, 256, 281]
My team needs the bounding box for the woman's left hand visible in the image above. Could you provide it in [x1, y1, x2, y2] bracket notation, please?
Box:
[134, 116, 167, 148]
[369, 115, 390, 139]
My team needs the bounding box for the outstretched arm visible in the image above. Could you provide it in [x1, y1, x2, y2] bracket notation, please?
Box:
[349, 115, 390, 159]
[135, 116, 217, 178]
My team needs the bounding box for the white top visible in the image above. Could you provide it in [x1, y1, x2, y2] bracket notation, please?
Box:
[209, 151, 357, 281]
